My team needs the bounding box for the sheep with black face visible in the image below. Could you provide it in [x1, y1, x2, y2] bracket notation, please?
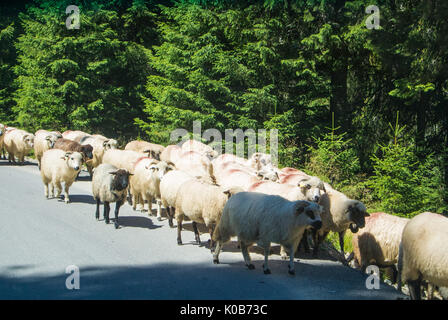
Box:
[92, 163, 132, 229]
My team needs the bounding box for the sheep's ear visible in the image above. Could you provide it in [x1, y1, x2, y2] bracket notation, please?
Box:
[103, 140, 109, 147]
[143, 149, 151, 154]
[364, 211, 370, 217]
[45, 136, 52, 141]
[145, 165, 157, 171]
[22, 135, 29, 141]
[64, 152, 73, 158]
[109, 171, 118, 175]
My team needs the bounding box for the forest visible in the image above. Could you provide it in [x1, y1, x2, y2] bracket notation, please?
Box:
[1, 0, 447, 217]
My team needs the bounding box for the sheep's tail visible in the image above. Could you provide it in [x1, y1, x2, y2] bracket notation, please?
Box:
[397, 241, 403, 292]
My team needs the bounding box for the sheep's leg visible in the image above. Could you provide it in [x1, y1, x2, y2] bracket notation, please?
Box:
[280, 245, 288, 260]
[156, 199, 162, 221]
[44, 183, 49, 199]
[176, 214, 184, 245]
[213, 241, 222, 264]
[95, 198, 100, 220]
[167, 207, 175, 228]
[288, 244, 296, 275]
[262, 244, 271, 274]
[54, 181, 62, 199]
[408, 277, 422, 300]
[64, 182, 72, 203]
[208, 224, 215, 251]
[338, 231, 346, 256]
[127, 188, 132, 206]
[192, 221, 201, 245]
[240, 241, 254, 270]
[113, 201, 122, 229]
[87, 163, 93, 178]
[49, 183, 54, 198]
[132, 192, 138, 211]
[104, 201, 110, 224]
[298, 229, 311, 253]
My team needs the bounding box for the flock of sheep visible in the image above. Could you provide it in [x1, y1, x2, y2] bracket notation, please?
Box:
[0, 123, 447, 300]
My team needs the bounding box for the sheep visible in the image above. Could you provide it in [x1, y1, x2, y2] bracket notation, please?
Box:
[248, 177, 326, 258]
[351, 212, 409, 282]
[125, 140, 165, 160]
[34, 130, 64, 169]
[159, 169, 195, 228]
[62, 130, 90, 142]
[100, 149, 149, 173]
[0, 126, 16, 159]
[174, 179, 241, 249]
[160, 145, 183, 164]
[213, 158, 278, 183]
[181, 139, 218, 159]
[92, 163, 132, 229]
[216, 168, 260, 191]
[0, 124, 5, 159]
[53, 138, 94, 163]
[79, 134, 118, 176]
[174, 150, 216, 184]
[40, 149, 83, 203]
[3, 129, 35, 165]
[130, 158, 175, 221]
[312, 185, 369, 259]
[248, 175, 326, 203]
[397, 212, 448, 300]
[212, 192, 323, 275]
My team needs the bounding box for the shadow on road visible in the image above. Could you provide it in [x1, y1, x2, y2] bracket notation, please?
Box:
[0, 261, 404, 300]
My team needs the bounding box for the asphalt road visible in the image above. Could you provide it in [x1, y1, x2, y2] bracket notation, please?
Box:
[0, 158, 405, 299]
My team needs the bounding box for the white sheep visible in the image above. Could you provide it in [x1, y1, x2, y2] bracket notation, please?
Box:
[174, 150, 216, 184]
[159, 169, 195, 228]
[3, 129, 35, 165]
[102, 149, 149, 173]
[174, 179, 240, 248]
[130, 158, 175, 220]
[34, 130, 62, 169]
[312, 184, 369, 259]
[160, 145, 183, 164]
[80, 135, 118, 176]
[62, 130, 90, 142]
[125, 140, 165, 160]
[351, 212, 409, 282]
[248, 176, 326, 203]
[397, 212, 448, 300]
[215, 168, 260, 191]
[92, 163, 132, 229]
[248, 176, 327, 259]
[40, 149, 83, 203]
[0, 126, 16, 159]
[181, 139, 218, 159]
[212, 192, 323, 275]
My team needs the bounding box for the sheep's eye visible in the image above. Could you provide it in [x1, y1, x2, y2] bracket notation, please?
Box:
[306, 184, 311, 190]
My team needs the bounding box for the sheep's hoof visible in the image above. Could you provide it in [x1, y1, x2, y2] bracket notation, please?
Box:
[157, 216, 162, 221]
[114, 223, 120, 229]
[247, 264, 255, 270]
[288, 268, 295, 276]
[263, 269, 271, 275]
[213, 258, 219, 264]
[177, 240, 182, 245]
[281, 254, 288, 260]
[105, 220, 110, 224]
